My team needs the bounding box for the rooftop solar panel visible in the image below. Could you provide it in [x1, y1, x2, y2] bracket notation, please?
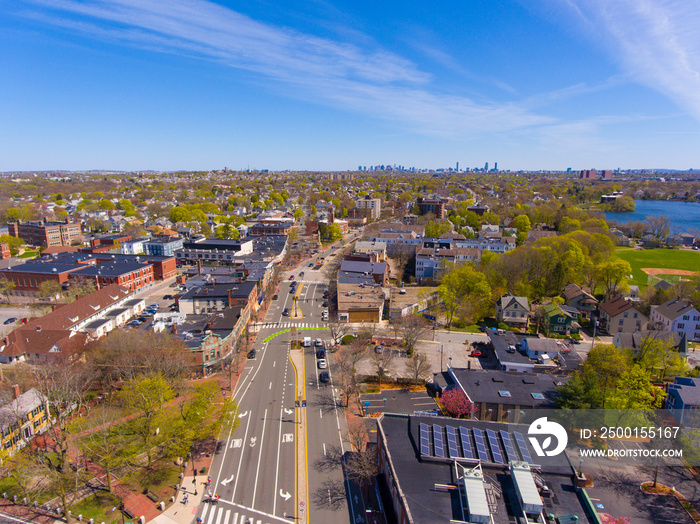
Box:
[514, 432, 534, 465]
[486, 429, 504, 464]
[419, 423, 431, 456]
[446, 426, 460, 459]
[433, 424, 445, 458]
[499, 431, 520, 463]
[459, 427, 474, 460]
[472, 428, 490, 462]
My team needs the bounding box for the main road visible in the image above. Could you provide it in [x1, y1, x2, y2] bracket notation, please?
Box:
[201, 249, 352, 524]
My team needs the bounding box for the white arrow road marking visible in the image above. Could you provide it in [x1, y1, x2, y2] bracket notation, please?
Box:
[284, 408, 293, 415]
[238, 411, 248, 418]
[280, 490, 291, 501]
[250, 437, 257, 447]
[220, 474, 234, 486]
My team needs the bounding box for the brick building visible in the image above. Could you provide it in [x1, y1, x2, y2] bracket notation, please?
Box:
[8, 218, 82, 248]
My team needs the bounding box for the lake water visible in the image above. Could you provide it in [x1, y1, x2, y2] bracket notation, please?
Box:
[604, 199, 700, 233]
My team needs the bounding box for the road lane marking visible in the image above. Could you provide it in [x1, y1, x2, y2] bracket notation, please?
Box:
[231, 406, 253, 499]
[251, 407, 268, 507]
[230, 439, 242, 449]
[221, 474, 234, 486]
[273, 407, 283, 515]
[319, 408, 323, 419]
[269, 382, 272, 390]
[283, 433, 293, 443]
[323, 442, 326, 455]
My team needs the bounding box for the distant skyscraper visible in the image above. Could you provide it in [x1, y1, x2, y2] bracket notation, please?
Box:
[456, 162, 459, 171]
[484, 162, 489, 171]
[494, 162, 498, 171]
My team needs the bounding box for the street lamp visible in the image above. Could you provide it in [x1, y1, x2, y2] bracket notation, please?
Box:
[578, 458, 584, 476]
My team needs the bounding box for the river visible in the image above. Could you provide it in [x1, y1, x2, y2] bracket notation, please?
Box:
[604, 199, 700, 234]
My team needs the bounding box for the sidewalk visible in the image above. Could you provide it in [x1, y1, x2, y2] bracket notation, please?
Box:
[150, 474, 210, 524]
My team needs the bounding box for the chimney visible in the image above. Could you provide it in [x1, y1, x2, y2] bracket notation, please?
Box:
[36, 325, 42, 332]
[12, 384, 20, 399]
[171, 324, 177, 334]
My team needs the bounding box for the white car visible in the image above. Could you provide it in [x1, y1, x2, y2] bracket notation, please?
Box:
[317, 359, 327, 369]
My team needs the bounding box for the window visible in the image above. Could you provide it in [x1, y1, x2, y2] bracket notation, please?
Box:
[678, 323, 685, 329]
[619, 319, 624, 325]
[531, 393, 545, 400]
[634, 313, 638, 318]
[684, 315, 690, 320]
[498, 391, 511, 397]
[624, 312, 628, 318]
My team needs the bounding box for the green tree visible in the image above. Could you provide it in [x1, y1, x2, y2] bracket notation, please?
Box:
[511, 214, 531, 235]
[425, 220, 452, 238]
[120, 373, 175, 467]
[596, 258, 632, 299]
[606, 365, 666, 409]
[554, 372, 604, 409]
[169, 206, 191, 223]
[437, 264, 491, 328]
[583, 344, 631, 408]
[36, 280, 62, 302]
[0, 234, 24, 255]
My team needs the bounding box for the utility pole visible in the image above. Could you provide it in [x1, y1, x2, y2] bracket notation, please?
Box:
[440, 344, 443, 372]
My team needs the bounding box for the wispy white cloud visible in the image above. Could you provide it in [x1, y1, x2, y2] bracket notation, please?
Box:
[558, 0, 700, 121]
[22, 0, 553, 134]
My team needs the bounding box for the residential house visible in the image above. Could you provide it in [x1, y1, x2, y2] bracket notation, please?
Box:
[613, 330, 687, 356]
[598, 296, 648, 333]
[354, 241, 387, 262]
[0, 385, 50, 455]
[0, 284, 133, 364]
[495, 294, 529, 330]
[542, 304, 580, 336]
[415, 245, 480, 281]
[666, 377, 700, 425]
[562, 284, 598, 317]
[650, 299, 700, 342]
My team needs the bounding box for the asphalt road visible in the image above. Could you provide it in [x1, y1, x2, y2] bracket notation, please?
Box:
[204, 254, 351, 524]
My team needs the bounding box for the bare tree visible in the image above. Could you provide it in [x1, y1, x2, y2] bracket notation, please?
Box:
[33, 360, 96, 472]
[0, 276, 16, 303]
[386, 243, 416, 284]
[644, 216, 670, 242]
[335, 350, 358, 408]
[344, 419, 378, 499]
[405, 351, 432, 385]
[327, 320, 350, 346]
[74, 405, 134, 492]
[369, 350, 395, 389]
[398, 314, 430, 353]
[88, 330, 195, 391]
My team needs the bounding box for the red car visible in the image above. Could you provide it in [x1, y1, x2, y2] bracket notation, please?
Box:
[469, 350, 484, 358]
[289, 275, 295, 280]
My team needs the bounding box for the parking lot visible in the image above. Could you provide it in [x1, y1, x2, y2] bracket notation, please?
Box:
[0, 305, 35, 336]
[360, 389, 439, 416]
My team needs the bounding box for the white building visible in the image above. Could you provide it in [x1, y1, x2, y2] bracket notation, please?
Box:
[650, 299, 700, 342]
[355, 195, 382, 220]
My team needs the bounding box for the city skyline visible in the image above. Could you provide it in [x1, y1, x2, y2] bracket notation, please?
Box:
[1, 0, 700, 172]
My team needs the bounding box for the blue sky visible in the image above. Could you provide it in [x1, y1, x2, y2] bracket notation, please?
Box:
[1, 0, 700, 172]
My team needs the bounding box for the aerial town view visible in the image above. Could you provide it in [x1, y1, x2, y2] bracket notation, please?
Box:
[1, 2, 700, 524]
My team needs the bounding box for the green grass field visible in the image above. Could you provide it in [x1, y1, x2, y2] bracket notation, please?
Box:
[616, 247, 700, 287]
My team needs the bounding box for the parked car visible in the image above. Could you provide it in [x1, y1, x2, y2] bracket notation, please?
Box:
[315, 338, 323, 347]
[128, 320, 141, 327]
[163, 294, 173, 300]
[568, 338, 581, 345]
[272, 294, 279, 300]
[247, 349, 256, 359]
[319, 371, 330, 383]
[308, 263, 314, 267]
[317, 359, 327, 369]
[469, 350, 484, 358]
[3, 318, 16, 325]
[375, 345, 383, 353]
[322, 301, 329, 307]
[316, 349, 326, 359]
[299, 271, 305, 278]
[399, 288, 406, 294]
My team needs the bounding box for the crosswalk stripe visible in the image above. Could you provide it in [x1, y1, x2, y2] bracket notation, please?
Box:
[206, 504, 215, 524]
[215, 506, 224, 524]
[224, 509, 230, 524]
[231, 512, 238, 524]
[201, 503, 209, 522]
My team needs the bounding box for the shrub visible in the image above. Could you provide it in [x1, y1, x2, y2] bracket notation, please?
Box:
[441, 388, 475, 418]
[341, 335, 355, 345]
[497, 322, 509, 330]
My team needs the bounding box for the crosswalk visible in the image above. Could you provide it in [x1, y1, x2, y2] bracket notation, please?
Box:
[258, 322, 324, 329]
[200, 501, 279, 524]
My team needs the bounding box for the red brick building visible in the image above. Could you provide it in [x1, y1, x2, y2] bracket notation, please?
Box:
[8, 219, 82, 248]
[0, 243, 10, 260]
